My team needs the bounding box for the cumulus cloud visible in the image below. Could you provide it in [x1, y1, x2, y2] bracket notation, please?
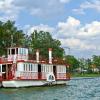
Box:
[78, 21, 100, 37]
[73, 0, 100, 14]
[0, 0, 22, 21]
[56, 16, 100, 52]
[57, 16, 100, 38]
[27, 24, 55, 35]
[60, 38, 81, 48]
[12, 0, 70, 18]
[0, 0, 71, 21]
[60, 38, 97, 50]
[57, 16, 80, 38]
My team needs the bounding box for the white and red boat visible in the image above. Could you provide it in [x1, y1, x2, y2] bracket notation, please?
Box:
[0, 47, 70, 87]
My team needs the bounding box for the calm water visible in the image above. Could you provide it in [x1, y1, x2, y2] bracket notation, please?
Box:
[0, 78, 100, 100]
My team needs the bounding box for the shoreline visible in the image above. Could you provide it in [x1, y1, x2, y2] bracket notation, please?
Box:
[71, 73, 100, 80]
[71, 77, 100, 80]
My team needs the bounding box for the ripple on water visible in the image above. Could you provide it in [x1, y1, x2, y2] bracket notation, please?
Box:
[0, 78, 100, 100]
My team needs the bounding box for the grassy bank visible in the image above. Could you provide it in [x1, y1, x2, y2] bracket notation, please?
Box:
[72, 73, 100, 77]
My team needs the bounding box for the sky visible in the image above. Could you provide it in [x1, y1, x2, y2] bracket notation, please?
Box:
[0, 0, 100, 58]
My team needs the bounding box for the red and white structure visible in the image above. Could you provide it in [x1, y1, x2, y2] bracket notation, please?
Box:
[0, 47, 70, 87]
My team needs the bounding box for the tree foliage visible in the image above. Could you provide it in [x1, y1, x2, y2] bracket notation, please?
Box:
[92, 55, 100, 69]
[30, 30, 64, 59]
[0, 20, 64, 59]
[65, 55, 80, 71]
[0, 20, 25, 56]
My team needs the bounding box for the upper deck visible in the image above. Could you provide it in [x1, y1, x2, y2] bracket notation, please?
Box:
[7, 47, 28, 62]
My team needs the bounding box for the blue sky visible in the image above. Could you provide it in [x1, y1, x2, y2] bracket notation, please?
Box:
[0, 0, 100, 58]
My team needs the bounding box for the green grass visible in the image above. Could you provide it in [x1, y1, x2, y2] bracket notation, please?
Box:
[72, 73, 100, 77]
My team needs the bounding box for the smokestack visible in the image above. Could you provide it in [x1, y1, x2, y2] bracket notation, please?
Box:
[36, 49, 39, 63]
[49, 48, 52, 64]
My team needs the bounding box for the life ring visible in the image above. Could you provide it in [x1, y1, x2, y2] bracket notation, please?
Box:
[46, 72, 55, 82]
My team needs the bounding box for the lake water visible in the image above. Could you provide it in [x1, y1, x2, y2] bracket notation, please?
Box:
[0, 78, 100, 100]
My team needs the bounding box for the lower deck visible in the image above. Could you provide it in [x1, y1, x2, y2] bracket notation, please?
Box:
[0, 62, 70, 81]
[0, 62, 70, 87]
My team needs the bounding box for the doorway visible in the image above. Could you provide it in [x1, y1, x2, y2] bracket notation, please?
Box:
[2, 65, 6, 79]
[53, 66, 56, 78]
[38, 64, 41, 79]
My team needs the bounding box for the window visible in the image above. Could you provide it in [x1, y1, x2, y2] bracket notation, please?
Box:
[8, 49, 10, 55]
[24, 64, 26, 71]
[2, 65, 6, 72]
[16, 48, 18, 54]
[26, 64, 27, 71]
[28, 64, 30, 71]
[29, 63, 32, 71]
[58, 66, 62, 72]
[30, 64, 33, 71]
[0, 65, 1, 72]
[12, 49, 14, 54]
[24, 49, 26, 55]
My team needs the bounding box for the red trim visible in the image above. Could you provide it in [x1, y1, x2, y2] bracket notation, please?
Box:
[0, 61, 13, 64]
[16, 60, 67, 66]
[17, 60, 25, 62]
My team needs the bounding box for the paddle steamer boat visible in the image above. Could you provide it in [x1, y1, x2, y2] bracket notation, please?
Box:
[0, 47, 70, 87]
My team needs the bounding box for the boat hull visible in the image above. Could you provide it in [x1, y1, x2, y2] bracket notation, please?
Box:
[2, 80, 67, 88]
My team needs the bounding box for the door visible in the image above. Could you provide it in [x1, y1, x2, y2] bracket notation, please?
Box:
[7, 64, 12, 79]
[2, 64, 12, 80]
[2, 64, 6, 79]
[53, 66, 56, 78]
[38, 64, 41, 79]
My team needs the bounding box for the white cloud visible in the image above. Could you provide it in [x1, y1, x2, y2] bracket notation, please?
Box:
[12, 0, 69, 18]
[73, 0, 100, 14]
[60, 37, 97, 51]
[60, 38, 81, 48]
[57, 16, 100, 38]
[0, 0, 22, 21]
[0, 0, 65, 20]
[57, 16, 80, 37]
[0, 0, 71, 21]
[27, 24, 55, 35]
[78, 21, 100, 37]
[59, 0, 70, 3]
[55, 16, 100, 53]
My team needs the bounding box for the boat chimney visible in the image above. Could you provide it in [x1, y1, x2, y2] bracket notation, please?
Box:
[36, 49, 39, 63]
[49, 48, 52, 64]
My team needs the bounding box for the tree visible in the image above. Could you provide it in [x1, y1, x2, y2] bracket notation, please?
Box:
[86, 58, 92, 73]
[65, 55, 80, 71]
[0, 20, 25, 56]
[30, 30, 64, 59]
[92, 55, 100, 73]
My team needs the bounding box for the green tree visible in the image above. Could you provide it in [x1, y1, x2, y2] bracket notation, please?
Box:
[65, 55, 80, 72]
[92, 55, 100, 72]
[86, 58, 92, 72]
[30, 30, 64, 59]
[0, 20, 25, 56]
